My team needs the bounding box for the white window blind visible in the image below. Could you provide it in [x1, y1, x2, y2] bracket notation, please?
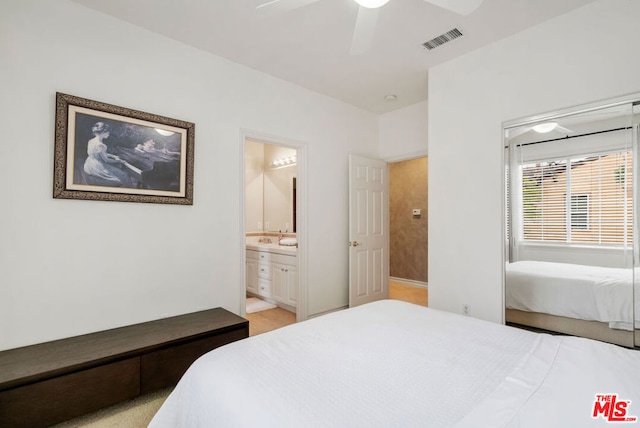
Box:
[520, 151, 632, 246]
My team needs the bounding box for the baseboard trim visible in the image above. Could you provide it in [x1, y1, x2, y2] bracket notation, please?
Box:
[389, 277, 428, 289]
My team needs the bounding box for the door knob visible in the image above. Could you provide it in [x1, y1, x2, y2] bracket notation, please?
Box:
[350, 241, 361, 247]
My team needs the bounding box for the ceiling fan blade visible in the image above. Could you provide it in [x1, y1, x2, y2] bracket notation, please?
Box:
[423, 0, 483, 15]
[507, 126, 532, 139]
[256, 0, 323, 14]
[350, 6, 379, 55]
[555, 125, 575, 134]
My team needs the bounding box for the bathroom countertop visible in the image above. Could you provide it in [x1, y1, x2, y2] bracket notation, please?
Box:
[246, 242, 297, 256]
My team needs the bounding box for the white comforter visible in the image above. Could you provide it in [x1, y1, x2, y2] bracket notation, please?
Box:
[505, 261, 636, 329]
[149, 300, 640, 427]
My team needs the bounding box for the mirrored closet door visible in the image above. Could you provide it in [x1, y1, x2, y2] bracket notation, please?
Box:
[504, 98, 639, 348]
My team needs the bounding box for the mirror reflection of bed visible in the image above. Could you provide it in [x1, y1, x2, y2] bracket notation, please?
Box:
[504, 100, 639, 348]
[505, 260, 635, 346]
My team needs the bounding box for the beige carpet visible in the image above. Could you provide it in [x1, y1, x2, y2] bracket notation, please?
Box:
[52, 387, 172, 428]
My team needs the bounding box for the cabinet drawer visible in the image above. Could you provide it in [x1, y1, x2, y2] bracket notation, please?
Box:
[258, 262, 271, 279]
[0, 358, 139, 428]
[257, 251, 271, 262]
[258, 278, 272, 297]
[271, 253, 296, 266]
[140, 329, 247, 394]
[246, 250, 259, 260]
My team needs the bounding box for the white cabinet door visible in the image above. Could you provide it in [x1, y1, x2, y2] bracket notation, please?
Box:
[287, 264, 297, 304]
[246, 258, 258, 294]
[272, 262, 297, 306]
[272, 263, 287, 303]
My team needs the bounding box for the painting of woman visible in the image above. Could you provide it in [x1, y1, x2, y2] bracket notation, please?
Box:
[83, 122, 129, 185]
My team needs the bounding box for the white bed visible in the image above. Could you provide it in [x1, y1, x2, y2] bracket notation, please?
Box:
[505, 260, 636, 330]
[149, 300, 640, 427]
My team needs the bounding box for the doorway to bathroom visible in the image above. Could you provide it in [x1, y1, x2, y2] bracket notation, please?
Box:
[240, 130, 307, 327]
[388, 156, 428, 306]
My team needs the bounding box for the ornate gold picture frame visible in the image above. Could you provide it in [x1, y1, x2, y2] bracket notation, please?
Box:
[53, 92, 194, 205]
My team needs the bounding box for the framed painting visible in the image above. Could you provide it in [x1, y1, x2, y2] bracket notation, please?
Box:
[53, 92, 195, 205]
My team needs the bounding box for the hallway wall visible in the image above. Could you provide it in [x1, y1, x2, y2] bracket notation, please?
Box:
[389, 157, 428, 284]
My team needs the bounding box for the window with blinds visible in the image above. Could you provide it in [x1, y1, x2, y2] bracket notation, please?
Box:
[520, 151, 632, 246]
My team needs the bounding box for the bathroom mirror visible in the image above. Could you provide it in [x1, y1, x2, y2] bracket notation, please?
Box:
[504, 97, 639, 348]
[246, 140, 297, 233]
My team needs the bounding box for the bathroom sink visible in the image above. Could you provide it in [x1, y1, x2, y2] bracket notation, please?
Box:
[246, 241, 297, 254]
[279, 238, 297, 246]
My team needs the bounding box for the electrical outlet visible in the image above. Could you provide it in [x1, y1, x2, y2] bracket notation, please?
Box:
[462, 304, 470, 316]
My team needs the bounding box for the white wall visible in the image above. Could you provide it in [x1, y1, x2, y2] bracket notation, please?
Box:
[428, 0, 640, 323]
[245, 141, 264, 233]
[0, 0, 378, 350]
[379, 100, 428, 161]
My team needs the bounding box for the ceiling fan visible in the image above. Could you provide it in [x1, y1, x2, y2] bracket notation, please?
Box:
[256, 0, 484, 55]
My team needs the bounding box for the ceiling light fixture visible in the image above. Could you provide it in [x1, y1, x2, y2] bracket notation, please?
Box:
[532, 122, 558, 133]
[354, 0, 390, 9]
[272, 156, 297, 169]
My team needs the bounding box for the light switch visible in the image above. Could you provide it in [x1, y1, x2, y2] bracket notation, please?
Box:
[412, 209, 421, 216]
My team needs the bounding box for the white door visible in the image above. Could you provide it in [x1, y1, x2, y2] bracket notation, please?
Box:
[349, 154, 389, 307]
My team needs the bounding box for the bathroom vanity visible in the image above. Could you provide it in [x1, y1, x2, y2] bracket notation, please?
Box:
[246, 240, 297, 311]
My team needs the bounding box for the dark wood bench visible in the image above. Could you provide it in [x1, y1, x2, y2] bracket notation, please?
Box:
[0, 308, 248, 427]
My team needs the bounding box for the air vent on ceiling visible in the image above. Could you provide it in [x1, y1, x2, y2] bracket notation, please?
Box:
[422, 28, 463, 51]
